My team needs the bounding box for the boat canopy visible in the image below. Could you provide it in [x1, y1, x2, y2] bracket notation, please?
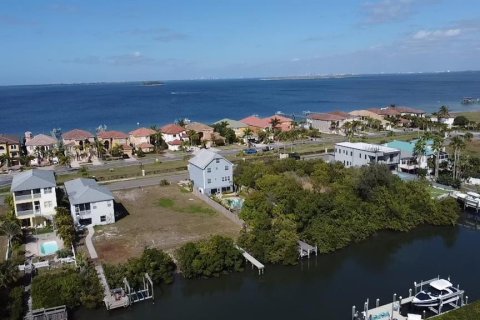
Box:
[407, 314, 422, 320]
[430, 279, 452, 291]
[466, 192, 480, 198]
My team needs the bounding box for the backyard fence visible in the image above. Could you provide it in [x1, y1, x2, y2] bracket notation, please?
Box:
[192, 189, 245, 227]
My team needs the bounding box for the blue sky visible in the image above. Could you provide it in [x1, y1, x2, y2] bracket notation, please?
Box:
[1, 0, 480, 84]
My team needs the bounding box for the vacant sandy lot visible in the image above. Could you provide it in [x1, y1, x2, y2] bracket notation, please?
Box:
[93, 185, 241, 264]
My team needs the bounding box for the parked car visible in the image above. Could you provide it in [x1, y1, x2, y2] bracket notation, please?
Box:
[244, 148, 258, 155]
[262, 146, 274, 152]
[288, 152, 300, 160]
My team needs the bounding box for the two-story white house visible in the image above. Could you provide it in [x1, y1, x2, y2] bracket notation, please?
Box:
[10, 169, 57, 228]
[64, 178, 115, 226]
[161, 124, 187, 151]
[188, 149, 233, 195]
[334, 142, 401, 170]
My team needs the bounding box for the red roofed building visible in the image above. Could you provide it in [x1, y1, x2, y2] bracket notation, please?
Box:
[240, 116, 270, 132]
[62, 129, 95, 153]
[161, 124, 187, 151]
[262, 115, 294, 132]
[97, 130, 129, 151]
[0, 134, 21, 167]
[129, 127, 156, 152]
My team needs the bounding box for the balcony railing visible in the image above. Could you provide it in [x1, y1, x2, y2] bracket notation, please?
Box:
[32, 193, 41, 199]
[16, 209, 41, 217]
[15, 194, 33, 201]
[76, 210, 92, 217]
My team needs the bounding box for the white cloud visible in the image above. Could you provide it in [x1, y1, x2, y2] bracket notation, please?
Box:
[361, 0, 437, 24]
[412, 28, 461, 40]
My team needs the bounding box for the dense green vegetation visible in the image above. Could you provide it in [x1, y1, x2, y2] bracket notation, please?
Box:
[31, 263, 103, 309]
[54, 207, 75, 248]
[235, 159, 460, 265]
[176, 235, 244, 278]
[104, 248, 175, 289]
[435, 301, 480, 319]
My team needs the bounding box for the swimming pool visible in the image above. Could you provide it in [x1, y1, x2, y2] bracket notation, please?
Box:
[40, 241, 59, 255]
[225, 197, 244, 210]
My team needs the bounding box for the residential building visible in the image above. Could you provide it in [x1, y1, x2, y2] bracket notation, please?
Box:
[334, 142, 400, 169]
[25, 132, 58, 166]
[213, 118, 249, 137]
[64, 178, 115, 226]
[0, 134, 21, 167]
[10, 169, 57, 228]
[185, 122, 215, 145]
[263, 115, 294, 132]
[188, 149, 233, 195]
[430, 116, 455, 128]
[97, 130, 131, 156]
[129, 127, 155, 152]
[161, 124, 187, 151]
[394, 106, 426, 118]
[62, 129, 95, 161]
[384, 140, 448, 172]
[307, 113, 349, 134]
[240, 116, 269, 133]
[349, 110, 391, 130]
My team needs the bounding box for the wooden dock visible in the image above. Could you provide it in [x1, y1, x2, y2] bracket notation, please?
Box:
[235, 245, 265, 275]
[298, 240, 317, 258]
[450, 191, 480, 212]
[104, 273, 154, 310]
[24, 305, 68, 320]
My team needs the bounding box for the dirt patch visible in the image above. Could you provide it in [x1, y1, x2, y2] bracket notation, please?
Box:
[93, 185, 241, 264]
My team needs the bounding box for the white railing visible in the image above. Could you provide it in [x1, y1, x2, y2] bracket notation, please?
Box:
[15, 194, 32, 201]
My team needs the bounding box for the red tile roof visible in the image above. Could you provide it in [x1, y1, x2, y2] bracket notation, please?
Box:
[0, 134, 20, 144]
[129, 127, 157, 137]
[63, 129, 94, 140]
[139, 142, 154, 149]
[263, 115, 293, 123]
[240, 116, 269, 128]
[395, 106, 425, 114]
[329, 111, 351, 118]
[25, 134, 57, 146]
[168, 139, 182, 146]
[161, 124, 185, 135]
[185, 122, 213, 132]
[368, 108, 400, 116]
[97, 130, 129, 139]
[308, 113, 347, 121]
[122, 144, 133, 150]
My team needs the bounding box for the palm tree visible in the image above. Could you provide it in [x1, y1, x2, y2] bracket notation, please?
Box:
[342, 122, 353, 141]
[431, 134, 444, 180]
[242, 127, 253, 141]
[413, 138, 428, 170]
[0, 220, 22, 256]
[187, 130, 199, 147]
[150, 130, 164, 151]
[450, 136, 466, 179]
[437, 105, 450, 120]
[269, 117, 281, 130]
[0, 260, 18, 288]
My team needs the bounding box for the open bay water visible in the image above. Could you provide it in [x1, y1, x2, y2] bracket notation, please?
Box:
[1, 71, 480, 136]
[74, 224, 480, 320]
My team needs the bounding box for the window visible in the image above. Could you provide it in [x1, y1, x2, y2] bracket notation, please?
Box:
[107, 202, 112, 207]
[359, 153, 362, 158]
[350, 151, 353, 156]
[216, 159, 220, 163]
[207, 179, 211, 184]
[222, 177, 225, 181]
[44, 201, 52, 208]
[227, 176, 231, 181]
[365, 155, 367, 159]
[93, 205, 97, 209]
[100, 216, 106, 222]
[44, 187, 52, 194]
[207, 168, 211, 173]
[225, 165, 229, 170]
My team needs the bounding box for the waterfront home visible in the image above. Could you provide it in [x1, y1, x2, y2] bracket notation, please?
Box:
[62, 129, 95, 161]
[334, 142, 400, 170]
[97, 130, 131, 156]
[394, 106, 426, 118]
[430, 116, 455, 128]
[161, 124, 187, 151]
[10, 169, 57, 228]
[384, 139, 448, 172]
[25, 132, 58, 166]
[64, 178, 115, 226]
[0, 134, 21, 167]
[307, 113, 349, 134]
[349, 110, 391, 130]
[188, 149, 233, 195]
[240, 116, 269, 133]
[185, 122, 215, 146]
[263, 115, 294, 132]
[128, 127, 156, 152]
[213, 118, 249, 137]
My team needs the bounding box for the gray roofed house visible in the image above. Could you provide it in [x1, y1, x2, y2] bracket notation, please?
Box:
[188, 149, 233, 195]
[11, 169, 56, 192]
[64, 178, 114, 205]
[214, 118, 248, 129]
[64, 178, 116, 226]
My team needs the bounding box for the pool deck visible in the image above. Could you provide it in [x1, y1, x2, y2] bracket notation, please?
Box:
[25, 232, 64, 258]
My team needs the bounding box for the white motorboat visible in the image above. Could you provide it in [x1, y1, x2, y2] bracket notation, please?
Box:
[412, 279, 459, 307]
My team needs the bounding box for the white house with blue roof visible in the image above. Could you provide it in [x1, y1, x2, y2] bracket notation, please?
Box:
[188, 149, 233, 195]
[64, 178, 115, 226]
[10, 169, 57, 228]
[384, 140, 448, 172]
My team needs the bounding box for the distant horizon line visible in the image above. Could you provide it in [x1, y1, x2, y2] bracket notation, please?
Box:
[1, 69, 480, 87]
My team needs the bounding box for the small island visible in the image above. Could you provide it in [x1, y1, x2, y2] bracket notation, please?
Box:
[142, 81, 164, 86]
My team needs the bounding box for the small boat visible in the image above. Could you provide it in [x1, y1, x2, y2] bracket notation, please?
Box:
[412, 279, 459, 307]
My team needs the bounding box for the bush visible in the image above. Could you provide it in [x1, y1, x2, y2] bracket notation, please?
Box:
[8, 286, 25, 320]
[57, 248, 73, 258]
[453, 115, 469, 127]
[437, 173, 461, 189]
[176, 235, 244, 278]
[159, 179, 170, 186]
[31, 264, 103, 309]
[104, 248, 175, 289]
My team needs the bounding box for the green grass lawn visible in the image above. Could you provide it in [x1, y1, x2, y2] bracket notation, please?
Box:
[435, 300, 480, 319]
[429, 186, 449, 198]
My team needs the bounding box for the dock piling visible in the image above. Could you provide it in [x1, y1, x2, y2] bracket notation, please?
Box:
[376, 298, 379, 307]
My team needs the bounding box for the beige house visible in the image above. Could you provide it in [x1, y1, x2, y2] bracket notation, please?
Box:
[128, 127, 155, 152]
[349, 110, 391, 130]
[306, 113, 349, 134]
[213, 118, 249, 137]
[25, 132, 58, 166]
[62, 129, 95, 161]
[97, 130, 131, 156]
[0, 134, 21, 167]
[161, 124, 187, 151]
[185, 122, 214, 142]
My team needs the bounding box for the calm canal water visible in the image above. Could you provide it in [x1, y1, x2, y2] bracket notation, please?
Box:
[75, 223, 480, 320]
